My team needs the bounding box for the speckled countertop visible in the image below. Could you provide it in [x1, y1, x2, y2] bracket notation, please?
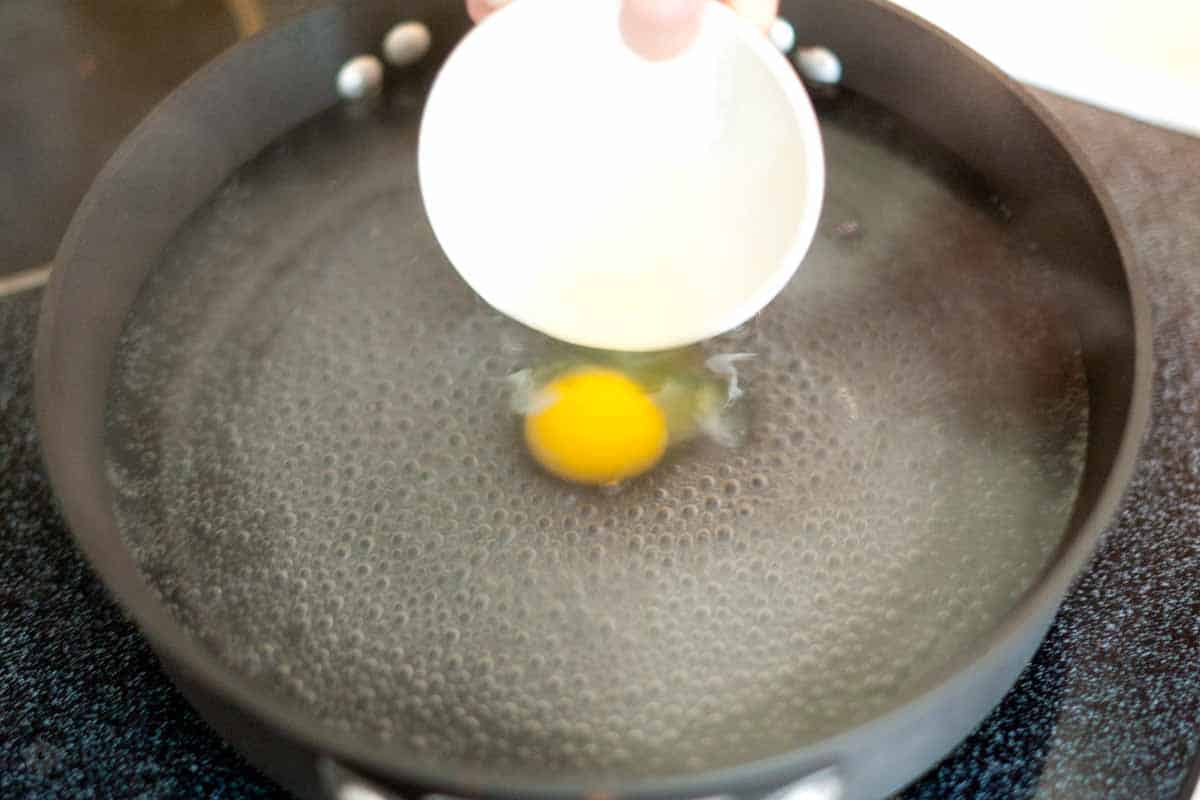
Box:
[1, 49, 1199, 800]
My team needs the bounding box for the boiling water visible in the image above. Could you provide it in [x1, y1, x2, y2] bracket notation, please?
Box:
[107, 99, 1088, 780]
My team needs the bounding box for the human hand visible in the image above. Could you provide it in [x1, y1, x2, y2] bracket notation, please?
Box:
[465, 0, 780, 60]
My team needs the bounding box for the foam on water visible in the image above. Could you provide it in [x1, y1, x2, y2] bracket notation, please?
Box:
[106, 102, 1089, 781]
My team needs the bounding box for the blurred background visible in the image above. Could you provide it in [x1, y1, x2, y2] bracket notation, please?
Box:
[1, 0, 309, 277]
[3, 0, 1196, 278]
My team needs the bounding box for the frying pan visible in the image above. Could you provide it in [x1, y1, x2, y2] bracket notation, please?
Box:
[35, 1, 1151, 799]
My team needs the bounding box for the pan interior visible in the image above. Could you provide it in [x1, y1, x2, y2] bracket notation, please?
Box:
[106, 94, 1088, 781]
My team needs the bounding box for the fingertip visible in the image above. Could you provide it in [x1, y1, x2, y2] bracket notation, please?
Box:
[620, 0, 705, 61]
[466, 0, 511, 24]
[466, 0, 489, 23]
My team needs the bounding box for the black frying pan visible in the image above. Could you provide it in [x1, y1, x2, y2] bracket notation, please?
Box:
[35, 1, 1151, 799]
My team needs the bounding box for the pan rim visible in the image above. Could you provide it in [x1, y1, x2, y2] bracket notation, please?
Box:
[35, 0, 1154, 797]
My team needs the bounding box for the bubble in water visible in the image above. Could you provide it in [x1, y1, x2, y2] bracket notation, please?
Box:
[106, 100, 1090, 785]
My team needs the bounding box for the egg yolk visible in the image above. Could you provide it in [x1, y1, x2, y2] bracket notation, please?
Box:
[524, 367, 668, 486]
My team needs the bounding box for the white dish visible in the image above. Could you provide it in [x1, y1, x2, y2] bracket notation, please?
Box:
[419, 0, 825, 352]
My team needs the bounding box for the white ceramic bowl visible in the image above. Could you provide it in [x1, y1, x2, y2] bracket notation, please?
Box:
[419, 0, 825, 352]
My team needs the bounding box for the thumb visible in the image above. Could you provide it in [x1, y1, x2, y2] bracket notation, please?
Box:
[620, 0, 705, 61]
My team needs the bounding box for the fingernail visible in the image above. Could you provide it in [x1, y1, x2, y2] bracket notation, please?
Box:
[620, 0, 705, 61]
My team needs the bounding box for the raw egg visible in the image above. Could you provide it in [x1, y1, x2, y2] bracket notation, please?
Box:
[511, 348, 753, 487]
[524, 368, 668, 486]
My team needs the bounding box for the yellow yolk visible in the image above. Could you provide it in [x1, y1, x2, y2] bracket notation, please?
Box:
[524, 367, 668, 486]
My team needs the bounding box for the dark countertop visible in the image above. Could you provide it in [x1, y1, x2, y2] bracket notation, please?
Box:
[2, 6, 1200, 799]
[0, 292, 288, 798]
